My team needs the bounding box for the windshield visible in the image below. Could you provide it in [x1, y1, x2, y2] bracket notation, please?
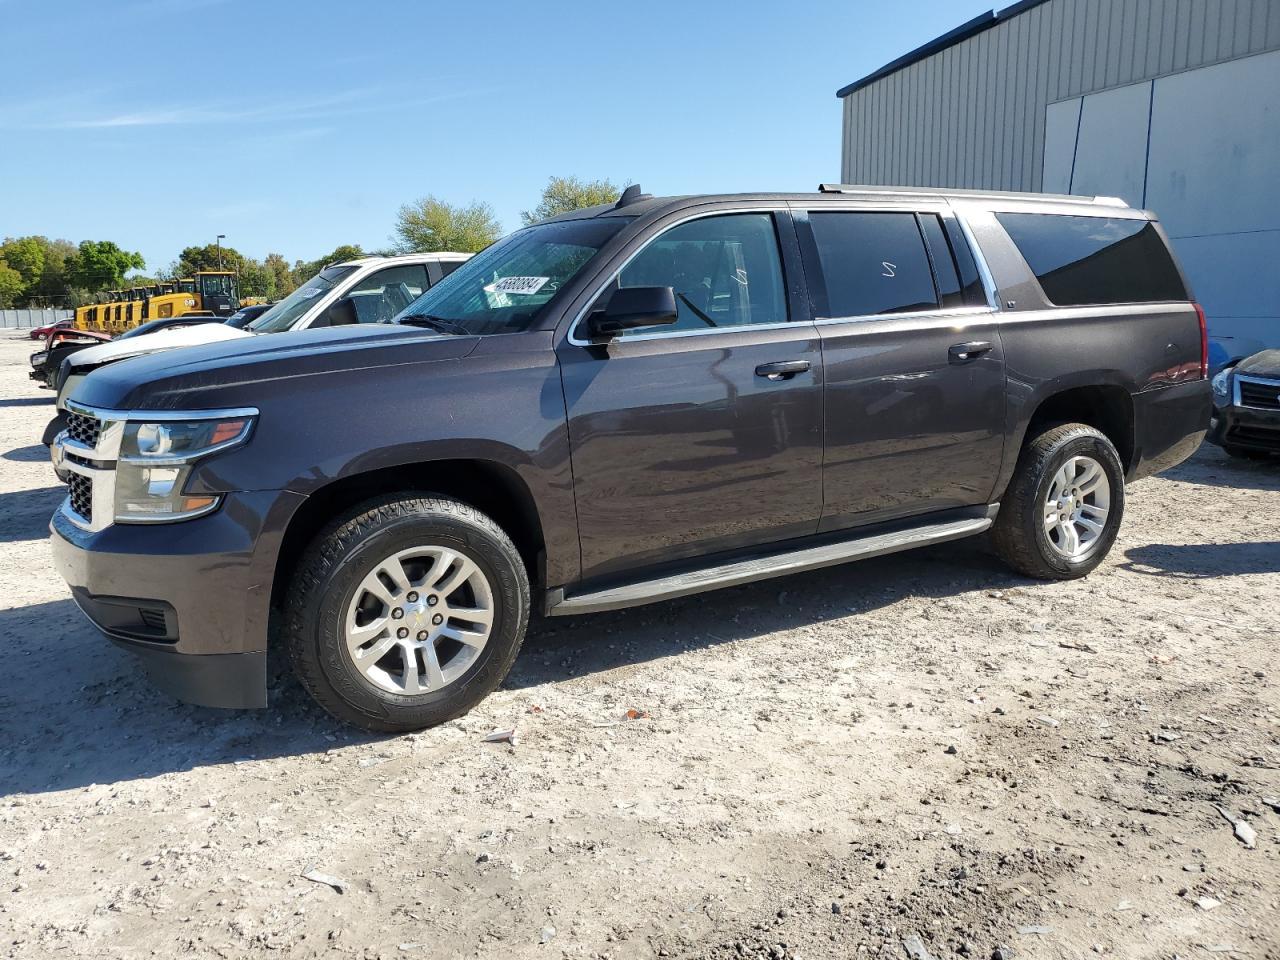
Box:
[249, 265, 357, 332]
[392, 218, 629, 335]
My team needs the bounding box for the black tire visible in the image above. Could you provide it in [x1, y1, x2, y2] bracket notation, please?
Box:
[992, 423, 1126, 581]
[1222, 444, 1270, 460]
[284, 495, 529, 733]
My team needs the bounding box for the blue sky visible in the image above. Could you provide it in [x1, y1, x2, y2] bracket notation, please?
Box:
[0, 0, 989, 273]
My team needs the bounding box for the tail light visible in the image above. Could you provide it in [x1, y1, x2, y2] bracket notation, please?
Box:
[1194, 302, 1208, 379]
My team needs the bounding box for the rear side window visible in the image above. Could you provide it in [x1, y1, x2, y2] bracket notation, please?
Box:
[808, 212, 938, 317]
[996, 213, 1188, 306]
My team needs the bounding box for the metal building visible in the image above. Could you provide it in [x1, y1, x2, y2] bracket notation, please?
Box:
[837, 0, 1280, 358]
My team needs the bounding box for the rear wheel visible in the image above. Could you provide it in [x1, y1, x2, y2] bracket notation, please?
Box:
[284, 495, 529, 732]
[992, 423, 1125, 580]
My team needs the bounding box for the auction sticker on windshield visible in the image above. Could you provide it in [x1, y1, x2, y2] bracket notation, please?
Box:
[484, 276, 549, 295]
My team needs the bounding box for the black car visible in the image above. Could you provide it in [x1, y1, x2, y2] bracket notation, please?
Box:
[1209, 349, 1280, 457]
[223, 304, 273, 329]
[50, 185, 1210, 731]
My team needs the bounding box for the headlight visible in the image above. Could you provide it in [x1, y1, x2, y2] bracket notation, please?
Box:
[1211, 368, 1232, 401]
[30, 351, 49, 368]
[114, 414, 254, 523]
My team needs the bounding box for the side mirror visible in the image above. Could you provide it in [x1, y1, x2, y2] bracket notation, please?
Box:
[586, 286, 678, 338]
[317, 296, 358, 327]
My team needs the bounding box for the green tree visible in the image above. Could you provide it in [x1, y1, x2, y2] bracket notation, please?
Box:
[393, 196, 500, 253]
[65, 240, 145, 292]
[170, 242, 276, 299]
[0, 261, 24, 308]
[263, 252, 295, 299]
[172, 242, 245, 276]
[28, 238, 78, 304]
[0, 237, 46, 288]
[521, 176, 621, 225]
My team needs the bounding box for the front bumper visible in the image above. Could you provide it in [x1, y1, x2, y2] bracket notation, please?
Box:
[50, 490, 304, 709]
[1208, 402, 1280, 452]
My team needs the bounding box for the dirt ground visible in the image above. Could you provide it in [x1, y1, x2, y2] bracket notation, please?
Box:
[0, 332, 1276, 960]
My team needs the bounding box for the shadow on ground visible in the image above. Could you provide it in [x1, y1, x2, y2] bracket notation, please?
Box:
[1162, 444, 1280, 492]
[0, 539, 1025, 797]
[3, 443, 50, 463]
[0, 598, 369, 797]
[1121, 541, 1280, 579]
[0, 485, 66, 543]
[509, 538, 1022, 689]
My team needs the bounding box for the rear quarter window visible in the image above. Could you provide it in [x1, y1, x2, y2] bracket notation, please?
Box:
[996, 213, 1188, 306]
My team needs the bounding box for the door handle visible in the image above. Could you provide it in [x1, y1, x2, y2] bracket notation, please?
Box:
[755, 360, 811, 381]
[948, 341, 993, 363]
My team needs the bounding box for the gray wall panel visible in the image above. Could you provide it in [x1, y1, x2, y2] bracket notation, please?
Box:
[1145, 49, 1280, 237]
[840, 0, 1280, 191]
[1069, 81, 1152, 206]
[1042, 98, 1082, 194]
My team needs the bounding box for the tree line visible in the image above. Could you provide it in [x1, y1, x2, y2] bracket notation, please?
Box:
[0, 176, 622, 309]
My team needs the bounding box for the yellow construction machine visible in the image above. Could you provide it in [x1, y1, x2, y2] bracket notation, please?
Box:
[71, 271, 239, 334]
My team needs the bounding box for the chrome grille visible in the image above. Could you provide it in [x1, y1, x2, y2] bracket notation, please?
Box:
[1238, 376, 1280, 410]
[68, 472, 93, 523]
[66, 410, 101, 448]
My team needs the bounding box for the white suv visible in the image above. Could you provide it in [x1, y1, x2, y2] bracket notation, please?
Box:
[49, 253, 470, 435]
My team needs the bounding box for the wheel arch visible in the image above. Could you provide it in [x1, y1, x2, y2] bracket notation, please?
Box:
[1023, 383, 1135, 471]
[269, 458, 548, 616]
[996, 380, 1137, 500]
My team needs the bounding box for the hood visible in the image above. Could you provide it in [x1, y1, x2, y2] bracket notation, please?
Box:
[65, 321, 251, 371]
[71, 323, 479, 411]
[1235, 349, 1280, 379]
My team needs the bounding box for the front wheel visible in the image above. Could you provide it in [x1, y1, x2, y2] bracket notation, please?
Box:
[992, 423, 1126, 580]
[284, 495, 530, 732]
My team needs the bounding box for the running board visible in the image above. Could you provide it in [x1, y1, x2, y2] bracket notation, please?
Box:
[547, 511, 995, 616]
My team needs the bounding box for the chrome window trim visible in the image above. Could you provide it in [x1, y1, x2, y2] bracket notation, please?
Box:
[812, 305, 996, 327]
[954, 212, 1000, 310]
[566, 207, 797, 348]
[1235, 373, 1280, 410]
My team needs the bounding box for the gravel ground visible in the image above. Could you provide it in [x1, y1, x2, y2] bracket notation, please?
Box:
[0, 332, 1277, 960]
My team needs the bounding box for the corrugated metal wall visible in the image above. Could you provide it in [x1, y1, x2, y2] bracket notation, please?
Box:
[840, 0, 1280, 191]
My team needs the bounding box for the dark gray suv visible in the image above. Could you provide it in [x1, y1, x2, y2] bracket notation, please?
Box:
[50, 185, 1211, 731]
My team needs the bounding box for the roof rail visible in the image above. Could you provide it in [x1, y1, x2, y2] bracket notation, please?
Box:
[816, 183, 1129, 208]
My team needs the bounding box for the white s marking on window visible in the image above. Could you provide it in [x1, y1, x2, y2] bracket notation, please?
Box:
[881, 261, 897, 278]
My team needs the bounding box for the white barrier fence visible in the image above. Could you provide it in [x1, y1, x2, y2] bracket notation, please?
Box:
[1, 309, 74, 330]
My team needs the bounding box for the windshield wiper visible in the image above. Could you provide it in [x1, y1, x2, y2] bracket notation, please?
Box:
[394, 313, 470, 336]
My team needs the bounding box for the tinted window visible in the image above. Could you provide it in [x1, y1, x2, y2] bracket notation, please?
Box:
[615, 213, 787, 336]
[439, 260, 464, 277]
[996, 213, 1188, 306]
[917, 215, 964, 309]
[942, 218, 986, 305]
[809, 212, 938, 317]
